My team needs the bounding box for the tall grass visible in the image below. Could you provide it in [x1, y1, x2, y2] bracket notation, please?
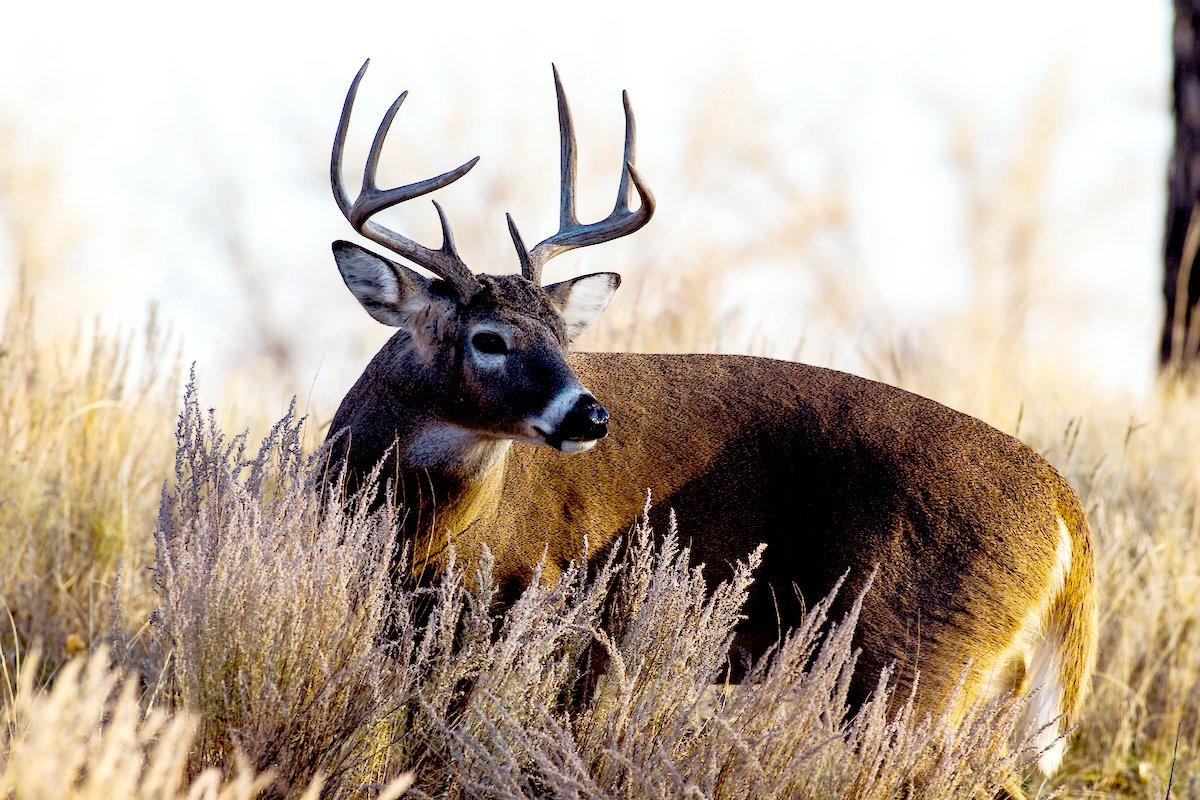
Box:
[134, 378, 1038, 797]
[0, 282, 177, 677]
[2, 278, 1200, 796]
[0, 647, 415, 799]
[145, 381, 402, 792]
[2, 648, 302, 799]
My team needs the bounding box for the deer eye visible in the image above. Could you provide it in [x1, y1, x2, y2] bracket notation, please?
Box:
[471, 332, 509, 355]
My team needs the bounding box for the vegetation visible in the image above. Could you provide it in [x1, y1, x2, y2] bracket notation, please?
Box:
[1, 269, 1199, 799]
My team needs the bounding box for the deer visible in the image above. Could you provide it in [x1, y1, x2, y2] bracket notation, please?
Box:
[323, 60, 1096, 792]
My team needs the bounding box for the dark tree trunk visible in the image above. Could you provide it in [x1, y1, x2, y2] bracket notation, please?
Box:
[1163, 1, 1200, 368]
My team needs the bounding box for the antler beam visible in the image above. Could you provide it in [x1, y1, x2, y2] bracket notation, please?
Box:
[510, 66, 657, 285]
[332, 59, 481, 299]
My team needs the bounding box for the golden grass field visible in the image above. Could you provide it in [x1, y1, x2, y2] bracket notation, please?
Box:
[1, 244, 1198, 799]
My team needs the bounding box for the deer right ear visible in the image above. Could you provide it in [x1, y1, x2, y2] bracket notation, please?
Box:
[332, 241, 435, 327]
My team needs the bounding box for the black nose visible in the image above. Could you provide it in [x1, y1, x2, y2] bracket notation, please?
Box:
[558, 394, 609, 442]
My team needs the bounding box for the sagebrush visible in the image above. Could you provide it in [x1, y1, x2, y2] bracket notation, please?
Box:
[3, 281, 1200, 797]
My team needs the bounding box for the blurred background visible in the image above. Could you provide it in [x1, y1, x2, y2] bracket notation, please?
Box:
[0, 0, 1167, 415]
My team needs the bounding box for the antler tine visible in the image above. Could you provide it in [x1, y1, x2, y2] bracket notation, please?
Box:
[331, 60, 370, 218]
[506, 213, 535, 280]
[553, 65, 579, 230]
[615, 90, 634, 213]
[331, 59, 481, 299]
[433, 200, 459, 254]
[359, 89, 409, 203]
[519, 67, 656, 284]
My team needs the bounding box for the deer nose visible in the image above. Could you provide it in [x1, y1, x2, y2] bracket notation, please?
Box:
[559, 394, 609, 442]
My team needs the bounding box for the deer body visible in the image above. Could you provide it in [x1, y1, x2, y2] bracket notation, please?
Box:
[323, 61, 1096, 784]
[329, 349, 1095, 774]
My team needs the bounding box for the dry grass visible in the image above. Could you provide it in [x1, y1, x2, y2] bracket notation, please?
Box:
[0, 280, 177, 677]
[2, 648, 274, 799]
[0, 647, 415, 799]
[142, 380, 402, 793]
[420, 532, 1035, 800]
[3, 273, 1200, 796]
[126, 375, 1039, 798]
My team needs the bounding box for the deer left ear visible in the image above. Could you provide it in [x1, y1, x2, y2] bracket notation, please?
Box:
[544, 272, 621, 338]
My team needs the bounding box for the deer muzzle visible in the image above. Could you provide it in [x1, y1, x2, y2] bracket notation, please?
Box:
[539, 393, 609, 453]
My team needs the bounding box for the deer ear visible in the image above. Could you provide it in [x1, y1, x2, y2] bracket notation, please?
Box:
[332, 241, 434, 327]
[544, 272, 621, 338]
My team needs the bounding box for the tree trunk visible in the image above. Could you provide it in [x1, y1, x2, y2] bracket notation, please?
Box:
[1163, 1, 1200, 368]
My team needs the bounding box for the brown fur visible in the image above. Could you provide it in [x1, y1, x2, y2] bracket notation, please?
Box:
[328, 345, 1096, 720]
[324, 253, 1097, 778]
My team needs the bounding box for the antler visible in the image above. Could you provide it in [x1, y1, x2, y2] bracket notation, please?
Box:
[332, 60, 481, 299]
[509, 65, 656, 285]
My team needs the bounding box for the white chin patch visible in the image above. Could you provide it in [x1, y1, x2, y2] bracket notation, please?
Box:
[558, 439, 597, 455]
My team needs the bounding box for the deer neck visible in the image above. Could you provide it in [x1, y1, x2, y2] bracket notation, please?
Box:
[391, 420, 512, 571]
[350, 348, 514, 563]
[402, 421, 512, 482]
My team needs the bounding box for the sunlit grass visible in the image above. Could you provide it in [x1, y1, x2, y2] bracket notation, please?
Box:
[0, 283, 177, 679]
[1, 275, 1198, 797]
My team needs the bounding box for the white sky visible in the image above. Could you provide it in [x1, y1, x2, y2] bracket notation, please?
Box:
[0, 0, 1172, 404]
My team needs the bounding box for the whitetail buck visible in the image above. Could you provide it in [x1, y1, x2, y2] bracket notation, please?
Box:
[324, 60, 1096, 790]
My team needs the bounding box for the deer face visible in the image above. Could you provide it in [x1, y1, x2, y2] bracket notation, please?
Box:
[328, 62, 653, 457]
[333, 241, 619, 453]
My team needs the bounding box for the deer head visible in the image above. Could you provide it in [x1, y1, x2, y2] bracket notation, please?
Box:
[330, 61, 655, 455]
